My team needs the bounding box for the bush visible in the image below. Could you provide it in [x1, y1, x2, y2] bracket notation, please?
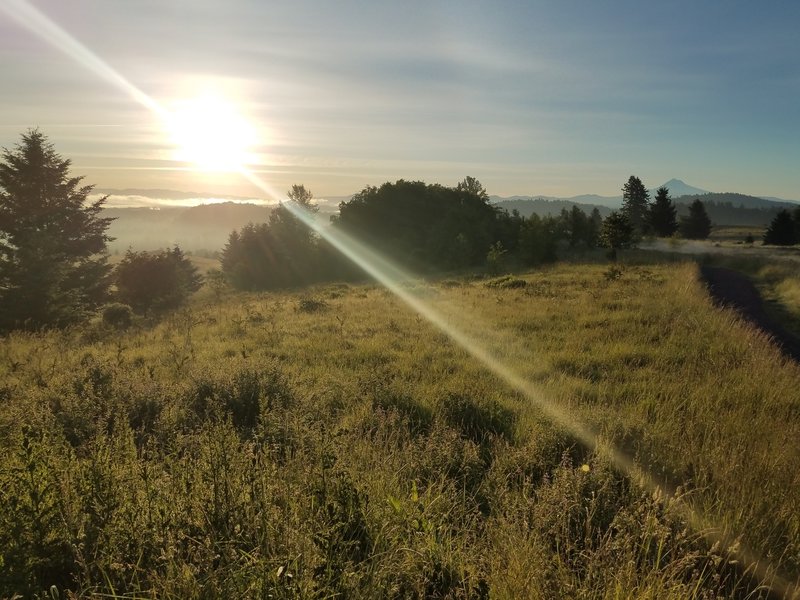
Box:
[297, 297, 328, 313]
[115, 246, 202, 315]
[101, 303, 133, 329]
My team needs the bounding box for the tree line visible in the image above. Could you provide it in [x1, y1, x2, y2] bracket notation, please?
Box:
[604, 175, 712, 246]
[220, 178, 612, 291]
[3, 131, 794, 332]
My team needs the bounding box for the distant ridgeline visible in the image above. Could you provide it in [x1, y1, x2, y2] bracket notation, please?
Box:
[673, 193, 796, 227]
[494, 192, 796, 228]
[102, 202, 273, 253]
[493, 197, 613, 219]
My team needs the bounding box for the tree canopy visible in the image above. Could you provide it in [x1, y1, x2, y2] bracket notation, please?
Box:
[335, 178, 503, 270]
[0, 130, 113, 330]
[221, 186, 336, 290]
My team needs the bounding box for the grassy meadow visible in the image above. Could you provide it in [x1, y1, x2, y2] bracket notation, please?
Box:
[1, 258, 800, 598]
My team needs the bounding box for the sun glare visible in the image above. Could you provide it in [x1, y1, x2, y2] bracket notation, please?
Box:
[167, 94, 257, 172]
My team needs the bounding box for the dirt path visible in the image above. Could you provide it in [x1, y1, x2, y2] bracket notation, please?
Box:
[700, 265, 800, 363]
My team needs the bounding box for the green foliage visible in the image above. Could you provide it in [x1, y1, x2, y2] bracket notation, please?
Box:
[101, 302, 133, 329]
[115, 246, 202, 315]
[485, 275, 527, 289]
[224, 178, 571, 285]
[336, 178, 507, 271]
[455, 175, 489, 200]
[621, 175, 651, 238]
[0, 130, 113, 331]
[680, 199, 712, 240]
[559, 204, 601, 248]
[485, 241, 507, 275]
[221, 186, 333, 290]
[517, 213, 558, 265]
[600, 211, 635, 250]
[762, 209, 798, 245]
[650, 186, 679, 237]
[1, 262, 798, 598]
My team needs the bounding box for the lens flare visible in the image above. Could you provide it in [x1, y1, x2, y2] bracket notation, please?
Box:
[1, 0, 796, 593]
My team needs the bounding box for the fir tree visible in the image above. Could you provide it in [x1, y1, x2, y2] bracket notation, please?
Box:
[621, 175, 651, 238]
[762, 209, 798, 246]
[601, 211, 634, 250]
[649, 186, 678, 237]
[0, 130, 113, 330]
[680, 199, 712, 240]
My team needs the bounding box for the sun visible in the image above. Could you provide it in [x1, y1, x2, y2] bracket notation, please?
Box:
[167, 94, 257, 172]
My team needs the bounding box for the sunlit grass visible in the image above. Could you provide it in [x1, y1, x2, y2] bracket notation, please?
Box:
[1, 260, 799, 597]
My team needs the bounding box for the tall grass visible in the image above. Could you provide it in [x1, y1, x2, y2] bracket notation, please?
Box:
[1, 261, 799, 598]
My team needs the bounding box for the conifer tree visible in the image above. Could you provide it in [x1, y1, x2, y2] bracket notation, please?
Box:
[762, 209, 798, 246]
[601, 211, 634, 250]
[679, 199, 712, 240]
[649, 186, 678, 237]
[0, 130, 113, 330]
[621, 175, 651, 238]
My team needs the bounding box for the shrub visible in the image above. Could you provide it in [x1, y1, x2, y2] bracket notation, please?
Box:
[115, 246, 202, 315]
[101, 303, 133, 329]
[297, 297, 328, 313]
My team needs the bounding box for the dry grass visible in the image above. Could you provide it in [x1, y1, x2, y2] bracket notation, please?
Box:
[1, 260, 799, 598]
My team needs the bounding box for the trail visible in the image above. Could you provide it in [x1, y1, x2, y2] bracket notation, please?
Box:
[700, 265, 800, 363]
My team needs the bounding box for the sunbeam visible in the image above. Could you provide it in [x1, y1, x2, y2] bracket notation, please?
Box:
[275, 195, 796, 598]
[0, 0, 167, 119]
[1, 0, 796, 594]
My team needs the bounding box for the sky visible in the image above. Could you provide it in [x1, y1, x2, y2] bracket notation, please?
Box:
[1, 0, 799, 203]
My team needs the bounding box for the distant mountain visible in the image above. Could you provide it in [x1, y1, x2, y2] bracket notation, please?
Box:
[489, 182, 800, 225]
[655, 179, 709, 197]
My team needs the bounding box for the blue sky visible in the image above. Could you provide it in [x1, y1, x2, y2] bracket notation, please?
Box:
[1, 0, 798, 200]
